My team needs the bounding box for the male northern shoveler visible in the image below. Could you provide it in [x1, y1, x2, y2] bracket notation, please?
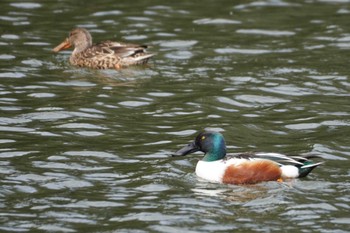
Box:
[172, 131, 323, 185]
[52, 28, 154, 69]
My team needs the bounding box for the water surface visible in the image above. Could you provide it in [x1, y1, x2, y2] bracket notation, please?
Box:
[1, 0, 350, 232]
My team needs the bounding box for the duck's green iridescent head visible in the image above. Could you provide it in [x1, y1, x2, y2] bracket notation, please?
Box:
[172, 131, 227, 161]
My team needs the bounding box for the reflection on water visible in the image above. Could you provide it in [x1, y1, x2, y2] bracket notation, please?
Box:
[1, 0, 350, 232]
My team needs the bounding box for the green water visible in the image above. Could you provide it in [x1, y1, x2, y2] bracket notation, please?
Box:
[1, 0, 349, 232]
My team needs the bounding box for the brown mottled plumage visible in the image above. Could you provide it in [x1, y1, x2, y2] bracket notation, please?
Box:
[53, 28, 154, 69]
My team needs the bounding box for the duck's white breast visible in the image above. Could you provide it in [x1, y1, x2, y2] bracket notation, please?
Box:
[280, 165, 299, 178]
[195, 158, 264, 183]
[195, 160, 227, 183]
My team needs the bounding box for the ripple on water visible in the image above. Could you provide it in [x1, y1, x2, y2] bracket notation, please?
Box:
[143, 140, 172, 146]
[63, 151, 118, 159]
[135, 184, 170, 192]
[167, 130, 196, 136]
[1, 34, 20, 39]
[259, 84, 315, 96]
[234, 1, 300, 9]
[41, 81, 96, 87]
[236, 29, 296, 36]
[75, 131, 104, 136]
[147, 92, 174, 97]
[0, 125, 34, 133]
[281, 203, 337, 223]
[0, 139, 15, 144]
[10, 2, 42, 9]
[14, 185, 37, 194]
[312, 144, 347, 160]
[126, 16, 153, 22]
[0, 54, 15, 60]
[42, 179, 93, 190]
[12, 173, 52, 183]
[0, 72, 26, 78]
[308, 75, 347, 81]
[0, 106, 24, 111]
[19, 111, 75, 121]
[236, 94, 290, 105]
[119, 101, 151, 107]
[21, 59, 43, 67]
[0, 151, 35, 158]
[84, 173, 128, 181]
[193, 18, 241, 25]
[56, 123, 108, 130]
[165, 51, 194, 59]
[62, 200, 124, 208]
[28, 93, 56, 98]
[155, 32, 177, 38]
[43, 211, 97, 225]
[0, 116, 32, 125]
[215, 48, 294, 55]
[217, 96, 252, 108]
[33, 161, 112, 171]
[23, 42, 50, 46]
[159, 40, 198, 48]
[111, 212, 185, 225]
[37, 225, 75, 233]
[285, 123, 321, 130]
[271, 67, 315, 75]
[91, 10, 123, 17]
[20, 110, 105, 121]
[123, 35, 148, 41]
[321, 120, 350, 127]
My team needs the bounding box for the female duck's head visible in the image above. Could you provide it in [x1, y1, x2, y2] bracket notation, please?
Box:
[173, 131, 227, 161]
[53, 28, 92, 53]
[68, 28, 92, 51]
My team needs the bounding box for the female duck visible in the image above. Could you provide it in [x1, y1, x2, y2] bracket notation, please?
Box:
[53, 28, 154, 69]
[173, 131, 322, 185]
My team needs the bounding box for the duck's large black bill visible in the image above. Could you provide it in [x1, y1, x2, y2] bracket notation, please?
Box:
[172, 142, 199, 157]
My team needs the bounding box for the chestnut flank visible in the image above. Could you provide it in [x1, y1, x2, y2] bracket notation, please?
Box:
[222, 160, 282, 184]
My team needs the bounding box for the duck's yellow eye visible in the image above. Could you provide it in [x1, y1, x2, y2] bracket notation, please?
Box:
[201, 136, 206, 140]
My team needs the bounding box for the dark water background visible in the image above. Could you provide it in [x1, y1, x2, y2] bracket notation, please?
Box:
[1, 0, 349, 232]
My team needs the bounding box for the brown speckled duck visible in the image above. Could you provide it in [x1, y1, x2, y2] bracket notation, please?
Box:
[53, 28, 154, 69]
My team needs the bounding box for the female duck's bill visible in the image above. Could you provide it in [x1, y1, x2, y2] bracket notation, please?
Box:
[173, 131, 323, 185]
[53, 38, 71, 52]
